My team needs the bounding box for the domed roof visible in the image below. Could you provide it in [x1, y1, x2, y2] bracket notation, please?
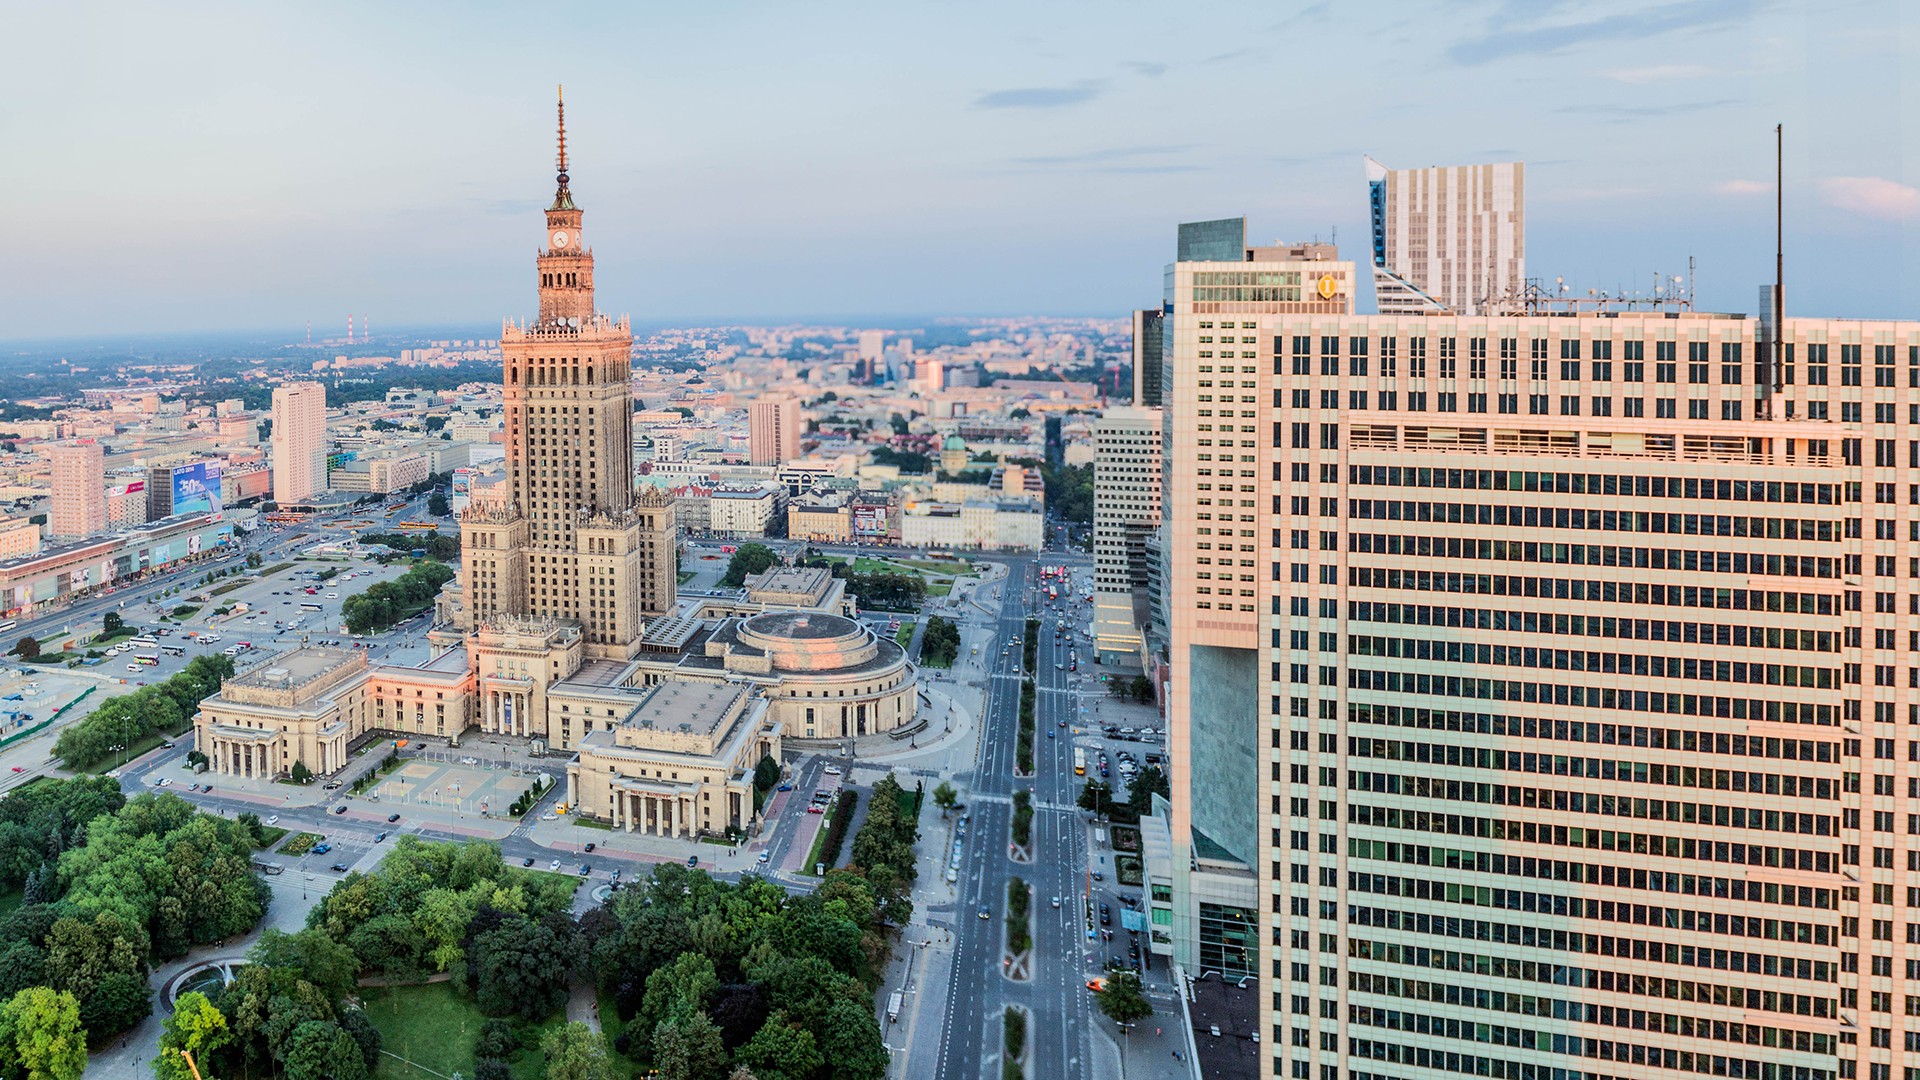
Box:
[736, 611, 880, 672]
[943, 434, 967, 450]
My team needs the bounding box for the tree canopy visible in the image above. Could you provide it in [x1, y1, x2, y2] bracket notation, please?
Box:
[720, 544, 779, 588]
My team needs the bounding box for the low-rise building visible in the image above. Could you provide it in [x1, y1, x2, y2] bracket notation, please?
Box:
[566, 679, 780, 838]
[710, 483, 786, 537]
[787, 492, 852, 542]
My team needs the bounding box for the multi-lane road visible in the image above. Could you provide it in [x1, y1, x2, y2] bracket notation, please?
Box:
[932, 552, 1108, 1080]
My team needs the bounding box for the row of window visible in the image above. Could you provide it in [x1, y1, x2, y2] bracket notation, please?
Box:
[1344, 635, 1838, 689]
[1347, 1030, 1826, 1080]
[1346, 466, 1842, 504]
[1350, 834, 1836, 894]
[1344, 501, 1844, 545]
[1351, 1000, 1832, 1059]
[1347, 568, 1843, 616]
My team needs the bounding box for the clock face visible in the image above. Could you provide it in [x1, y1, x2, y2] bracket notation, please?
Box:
[551, 230, 570, 249]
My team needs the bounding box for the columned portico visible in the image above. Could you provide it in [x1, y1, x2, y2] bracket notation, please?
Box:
[608, 785, 698, 838]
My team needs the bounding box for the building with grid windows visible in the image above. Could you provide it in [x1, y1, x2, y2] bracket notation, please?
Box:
[1157, 213, 1920, 1080]
[1365, 156, 1524, 316]
[1094, 407, 1163, 671]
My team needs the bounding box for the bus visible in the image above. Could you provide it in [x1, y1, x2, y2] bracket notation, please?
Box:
[396, 521, 441, 531]
[132, 654, 159, 666]
[300, 603, 324, 613]
[160, 645, 185, 657]
[130, 637, 158, 648]
[0, 621, 15, 634]
[1073, 747, 1086, 776]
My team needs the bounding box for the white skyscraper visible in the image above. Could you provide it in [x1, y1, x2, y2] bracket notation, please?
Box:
[271, 381, 328, 504]
[1366, 155, 1524, 315]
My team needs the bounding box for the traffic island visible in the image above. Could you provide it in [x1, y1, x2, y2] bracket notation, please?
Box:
[1007, 789, 1034, 863]
[1014, 677, 1036, 776]
[1001, 1004, 1030, 1080]
[1002, 875, 1033, 981]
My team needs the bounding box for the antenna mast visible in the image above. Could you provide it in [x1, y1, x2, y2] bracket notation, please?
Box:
[1774, 123, 1784, 391]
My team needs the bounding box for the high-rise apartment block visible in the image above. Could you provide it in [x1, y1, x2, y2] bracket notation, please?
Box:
[748, 396, 802, 465]
[1157, 212, 1920, 1080]
[46, 440, 106, 539]
[1092, 407, 1162, 671]
[271, 381, 328, 504]
[1366, 155, 1524, 315]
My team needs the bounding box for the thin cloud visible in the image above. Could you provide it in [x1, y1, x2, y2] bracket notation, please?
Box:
[973, 81, 1104, 109]
[1123, 61, 1167, 78]
[1451, 0, 1754, 65]
[1013, 145, 1196, 167]
[1820, 177, 1920, 220]
[1714, 179, 1771, 195]
[1554, 98, 1739, 123]
[1601, 63, 1717, 83]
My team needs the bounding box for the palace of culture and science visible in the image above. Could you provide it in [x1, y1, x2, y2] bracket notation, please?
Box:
[192, 94, 917, 837]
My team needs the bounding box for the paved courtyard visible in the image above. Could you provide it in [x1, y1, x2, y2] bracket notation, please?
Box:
[366, 758, 538, 817]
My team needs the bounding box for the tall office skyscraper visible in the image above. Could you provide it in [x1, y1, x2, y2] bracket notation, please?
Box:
[1366, 155, 1524, 315]
[748, 396, 802, 465]
[1133, 308, 1165, 407]
[271, 381, 328, 504]
[47, 440, 106, 539]
[1158, 213, 1911, 1080]
[458, 89, 677, 664]
[1092, 407, 1162, 671]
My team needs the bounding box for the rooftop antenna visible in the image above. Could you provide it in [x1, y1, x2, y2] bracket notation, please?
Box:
[347, 314, 353, 345]
[1773, 122, 1784, 392]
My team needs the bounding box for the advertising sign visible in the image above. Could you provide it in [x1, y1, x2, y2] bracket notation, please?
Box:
[853, 504, 888, 538]
[170, 462, 223, 516]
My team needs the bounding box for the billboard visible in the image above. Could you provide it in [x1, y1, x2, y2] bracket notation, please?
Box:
[853, 504, 889, 538]
[170, 462, 223, 516]
[451, 468, 473, 496]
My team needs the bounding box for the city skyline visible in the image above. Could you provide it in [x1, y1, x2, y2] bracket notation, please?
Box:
[3, 0, 1914, 339]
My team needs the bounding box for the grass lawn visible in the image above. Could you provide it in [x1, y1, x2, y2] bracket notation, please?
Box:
[361, 983, 479, 1080]
[254, 826, 289, 849]
[523, 868, 586, 892]
[927, 580, 953, 597]
[261, 562, 296, 575]
[898, 558, 973, 576]
[676, 570, 697, 585]
[574, 816, 613, 831]
[95, 628, 138, 645]
[208, 580, 248, 597]
[892, 622, 915, 650]
[72, 729, 176, 774]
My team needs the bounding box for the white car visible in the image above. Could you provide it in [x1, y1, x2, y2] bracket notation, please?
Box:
[326, 593, 339, 599]
[157, 777, 171, 787]
[549, 859, 561, 871]
[822, 765, 843, 775]
[265, 815, 279, 825]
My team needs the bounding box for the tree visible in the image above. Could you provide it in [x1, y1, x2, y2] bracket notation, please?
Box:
[428, 492, 451, 517]
[815, 998, 887, 1080]
[932, 781, 957, 817]
[248, 929, 361, 1005]
[653, 1013, 729, 1080]
[1077, 780, 1113, 817]
[13, 637, 38, 661]
[78, 970, 150, 1038]
[289, 761, 312, 784]
[735, 1014, 821, 1080]
[337, 1007, 383, 1074]
[0, 986, 87, 1080]
[283, 1020, 366, 1080]
[102, 613, 124, 635]
[753, 755, 781, 795]
[154, 991, 230, 1080]
[540, 1022, 615, 1080]
[1125, 765, 1170, 818]
[721, 544, 779, 588]
[470, 914, 580, 1020]
[1095, 969, 1154, 1029]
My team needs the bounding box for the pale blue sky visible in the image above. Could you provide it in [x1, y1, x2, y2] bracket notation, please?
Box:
[1, 0, 1914, 338]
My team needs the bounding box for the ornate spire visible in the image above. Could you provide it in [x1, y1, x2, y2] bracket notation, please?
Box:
[551, 85, 575, 211]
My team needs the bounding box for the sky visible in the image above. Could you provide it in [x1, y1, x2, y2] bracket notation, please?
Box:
[0, 0, 1915, 340]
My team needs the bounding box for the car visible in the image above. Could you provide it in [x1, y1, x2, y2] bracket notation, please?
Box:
[158, 777, 171, 787]
[522, 857, 536, 867]
[329, 862, 349, 872]
[387, 813, 400, 823]
[549, 859, 561, 871]
[775, 782, 792, 792]
[312, 843, 331, 854]
[978, 907, 991, 920]
[1046, 730, 1055, 738]
[583, 842, 596, 853]
[806, 804, 824, 814]
[1051, 896, 1062, 908]
[374, 831, 387, 842]
[822, 765, 843, 775]
[1091, 870, 1104, 882]
[265, 814, 280, 825]
[332, 805, 347, 815]
[611, 868, 622, 881]
[687, 854, 699, 868]
[758, 851, 770, 863]
[1058, 719, 1067, 727]
[1100, 904, 1112, 926]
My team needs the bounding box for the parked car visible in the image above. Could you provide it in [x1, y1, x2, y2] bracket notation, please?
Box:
[332, 805, 347, 815]
[312, 843, 331, 854]
[329, 863, 349, 872]
[522, 857, 535, 867]
[583, 842, 596, 853]
[686, 854, 699, 868]
[386, 813, 400, 823]
[549, 859, 561, 871]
